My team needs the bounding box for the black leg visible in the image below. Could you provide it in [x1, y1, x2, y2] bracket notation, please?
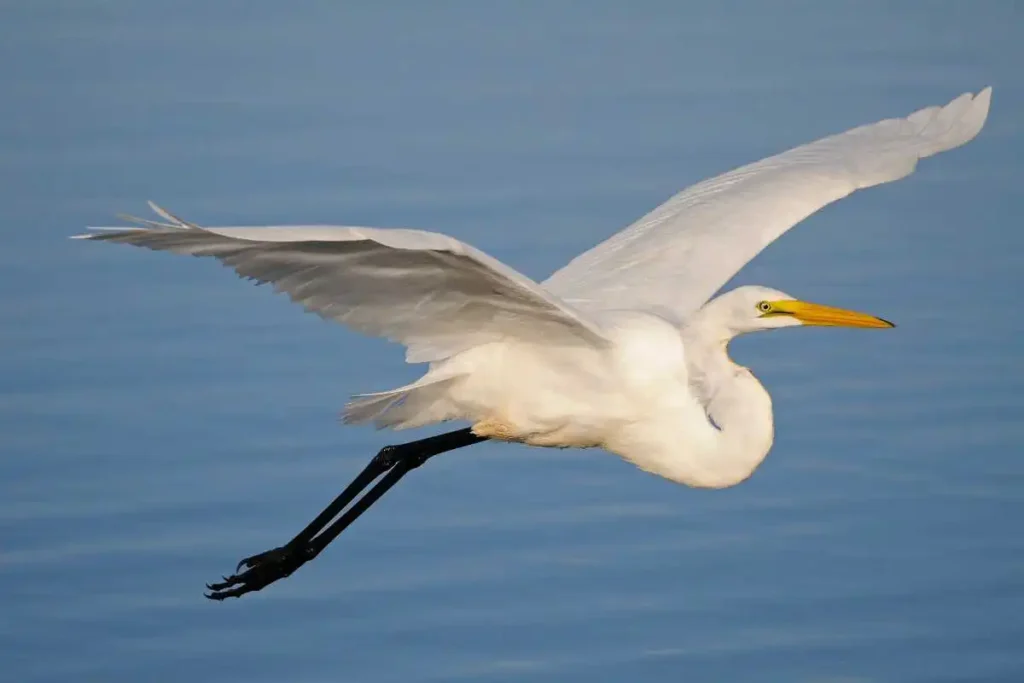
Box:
[204, 427, 486, 601]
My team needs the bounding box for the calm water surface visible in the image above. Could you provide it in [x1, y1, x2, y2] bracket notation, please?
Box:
[2, 3, 1023, 682]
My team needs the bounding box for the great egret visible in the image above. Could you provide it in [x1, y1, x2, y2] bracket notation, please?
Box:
[76, 87, 992, 600]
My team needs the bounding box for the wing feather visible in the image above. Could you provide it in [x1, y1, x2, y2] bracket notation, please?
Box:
[75, 204, 608, 363]
[543, 87, 992, 320]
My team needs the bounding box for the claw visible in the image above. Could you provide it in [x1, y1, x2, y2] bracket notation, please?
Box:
[236, 548, 278, 573]
[205, 585, 249, 601]
[205, 574, 243, 592]
[205, 543, 313, 601]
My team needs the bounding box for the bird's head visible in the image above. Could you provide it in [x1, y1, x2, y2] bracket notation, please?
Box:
[698, 285, 895, 338]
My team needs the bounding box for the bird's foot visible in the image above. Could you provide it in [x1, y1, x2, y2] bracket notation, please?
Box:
[204, 543, 315, 600]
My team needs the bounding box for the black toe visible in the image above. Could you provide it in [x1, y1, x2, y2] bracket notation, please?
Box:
[205, 544, 313, 601]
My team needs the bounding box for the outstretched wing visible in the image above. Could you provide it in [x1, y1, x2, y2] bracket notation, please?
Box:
[75, 203, 609, 363]
[543, 87, 992, 320]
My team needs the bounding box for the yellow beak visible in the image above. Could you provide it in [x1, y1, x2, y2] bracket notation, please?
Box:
[770, 300, 895, 329]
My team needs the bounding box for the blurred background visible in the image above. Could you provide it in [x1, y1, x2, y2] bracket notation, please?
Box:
[1, 2, 1022, 681]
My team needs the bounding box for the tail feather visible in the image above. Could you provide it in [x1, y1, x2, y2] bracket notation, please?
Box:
[342, 375, 463, 430]
[342, 389, 408, 426]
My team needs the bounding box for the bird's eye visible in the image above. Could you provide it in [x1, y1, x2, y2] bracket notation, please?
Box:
[757, 301, 772, 313]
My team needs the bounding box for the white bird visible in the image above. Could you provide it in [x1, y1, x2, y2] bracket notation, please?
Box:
[76, 86, 992, 599]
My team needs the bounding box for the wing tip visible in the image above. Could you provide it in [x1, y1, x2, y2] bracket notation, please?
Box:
[911, 85, 993, 158]
[70, 227, 130, 240]
[974, 84, 993, 125]
[950, 84, 993, 149]
[71, 201, 195, 240]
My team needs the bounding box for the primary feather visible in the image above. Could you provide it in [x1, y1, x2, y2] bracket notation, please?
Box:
[76, 88, 991, 366]
[543, 87, 991, 321]
[76, 203, 608, 363]
[75, 87, 992, 486]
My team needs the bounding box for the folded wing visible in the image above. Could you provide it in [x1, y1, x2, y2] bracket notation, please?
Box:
[543, 87, 992, 321]
[75, 203, 608, 363]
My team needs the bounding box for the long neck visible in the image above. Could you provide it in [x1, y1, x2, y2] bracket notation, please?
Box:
[674, 328, 776, 488]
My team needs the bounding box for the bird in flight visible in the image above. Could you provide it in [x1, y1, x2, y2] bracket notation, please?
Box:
[75, 87, 992, 600]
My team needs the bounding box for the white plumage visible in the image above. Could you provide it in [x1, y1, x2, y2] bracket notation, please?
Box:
[544, 87, 991, 318]
[77, 87, 991, 488]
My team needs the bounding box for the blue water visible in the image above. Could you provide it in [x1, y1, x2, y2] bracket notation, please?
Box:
[2, 3, 1023, 681]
